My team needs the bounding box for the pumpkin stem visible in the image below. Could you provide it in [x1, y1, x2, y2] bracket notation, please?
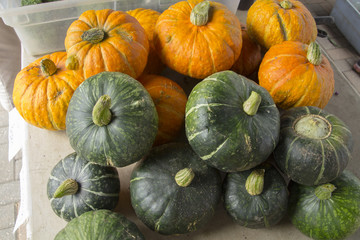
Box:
[92, 95, 112, 127]
[53, 179, 79, 198]
[175, 168, 195, 187]
[315, 183, 336, 200]
[40, 58, 57, 76]
[81, 28, 105, 44]
[245, 169, 265, 196]
[280, 0, 293, 9]
[190, 1, 211, 26]
[66, 55, 79, 70]
[294, 114, 331, 139]
[307, 42, 323, 65]
[243, 91, 262, 116]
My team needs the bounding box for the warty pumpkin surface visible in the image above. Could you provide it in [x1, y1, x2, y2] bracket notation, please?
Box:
[65, 9, 149, 79]
[12, 51, 84, 130]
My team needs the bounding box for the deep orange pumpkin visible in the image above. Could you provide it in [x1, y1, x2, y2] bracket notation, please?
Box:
[65, 9, 149, 79]
[154, 0, 242, 79]
[138, 74, 187, 146]
[13, 52, 84, 130]
[258, 41, 334, 109]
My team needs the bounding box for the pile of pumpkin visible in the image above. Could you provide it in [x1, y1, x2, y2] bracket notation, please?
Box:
[12, 0, 360, 239]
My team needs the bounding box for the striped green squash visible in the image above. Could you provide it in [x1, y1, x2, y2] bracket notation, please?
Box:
[47, 152, 120, 222]
[185, 70, 280, 172]
[55, 209, 145, 240]
[274, 106, 353, 186]
[66, 71, 158, 167]
[289, 170, 360, 240]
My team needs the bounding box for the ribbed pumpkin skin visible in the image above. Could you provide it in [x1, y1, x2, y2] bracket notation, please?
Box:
[55, 209, 145, 240]
[154, 1, 242, 79]
[130, 143, 222, 235]
[66, 71, 158, 167]
[246, 0, 317, 50]
[12, 52, 84, 130]
[258, 41, 334, 109]
[223, 165, 288, 228]
[47, 152, 120, 222]
[288, 170, 360, 240]
[274, 106, 353, 186]
[185, 70, 280, 172]
[65, 9, 149, 79]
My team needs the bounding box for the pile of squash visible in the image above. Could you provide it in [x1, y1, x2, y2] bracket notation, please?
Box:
[11, 0, 360, 239]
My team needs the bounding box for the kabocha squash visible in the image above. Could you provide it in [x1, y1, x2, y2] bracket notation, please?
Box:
[185, 70, 280, 172]
[130, 143, 222, 235]
[153, 0, 242, 79]
[127, 8, 165, 75]
[138, 74, 187, 146]
[66, 71, 158, 167]
[289, 170, 360, 240]
[223, 163, 288, 228]
[47, 152, 120, 222]
[274, 106, 353, 186]
[12, 51, 84, 130]
[258, 41, 334, 110]
[246, 0, 317, 50]
[65, 9, 149, 79]
[55, 209, 145, 240]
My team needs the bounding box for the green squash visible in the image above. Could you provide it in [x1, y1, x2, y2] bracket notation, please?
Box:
[55, 209, 145, 240]
[223, 163, 288, 228]
[289, 170, 360, 240]
[47, 152, 120, 222]
[274, 106, 353, 186]
[185, 70, 280, 172]
[130, 143, 222, 235]
[66, 71, 158, 167]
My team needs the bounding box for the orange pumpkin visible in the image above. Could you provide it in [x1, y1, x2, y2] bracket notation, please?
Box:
[246, 0, 317, 50]
[258, 41, 334, 110]
[138, 74, 187, 146]
[13, 52, 84, 130]
[154, 0, 242, 79]
[65, 9, 149, 79]
[127, 8, 165, 75]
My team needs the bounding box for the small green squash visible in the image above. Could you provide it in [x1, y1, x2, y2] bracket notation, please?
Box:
[289, 170, 360, 240]
[185, 70, 280, 172]
[54, 209, 145, 240]
[66, 71, 158, 167]
[223, 163, 288, 228]
[274, 106, 353, 186]
[130, 143, 222, 235]
[47, 152, 120, 222]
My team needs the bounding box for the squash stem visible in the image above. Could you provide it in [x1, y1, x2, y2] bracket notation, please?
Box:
[66, 55, 79, 70]
[280, 0, 293, 9]
[175, 168, 195, 187]
[40, 58, 57, 76]
[53, 179, 79, 198]
[307, 42, 322, 65]
[245, 169, 265, 196]
[190, 1, 211, 26]
[92, 95, 112, 126]
[315, 183, 336, 200]
[294, 114, 331, 139]
[243, 91, 262, 116]
[81, 28, 105, 44]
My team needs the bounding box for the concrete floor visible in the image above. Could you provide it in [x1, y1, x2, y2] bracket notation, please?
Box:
[1, 0, 360, 239]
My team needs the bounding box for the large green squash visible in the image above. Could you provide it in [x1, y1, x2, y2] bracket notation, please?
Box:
[66, 71, 158, 167]
[185, 70, 280, 172]
[130, 143, 222, 235]
[223, 163, 288, 228]
[274, 106, 353, 186]
[54, 209, 145, 240]
[289, 170, 360, 240]
[47, 152, 120, 222]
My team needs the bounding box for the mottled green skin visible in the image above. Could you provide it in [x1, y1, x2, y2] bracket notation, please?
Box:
[289, 170, 360, 240]
[47, 152, 120, 222]
[66, 71, 158, 167]
[185, 70, 280, 172]
[130, 143, 222, 235]
[55, 209, 145, 240]
[223, 164, 288, 228]
[274, 106, 353, 186]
